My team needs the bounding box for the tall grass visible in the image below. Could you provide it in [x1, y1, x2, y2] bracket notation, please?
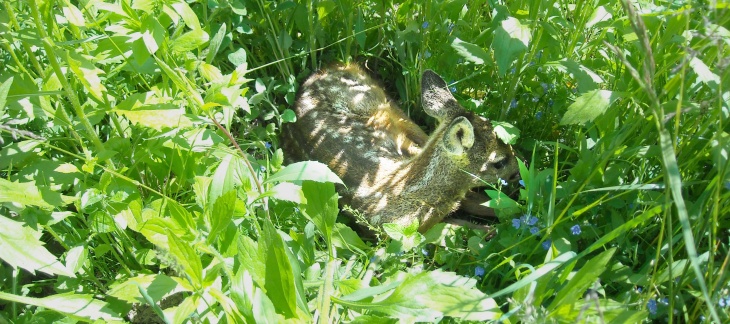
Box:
[0, 0, 727, 322]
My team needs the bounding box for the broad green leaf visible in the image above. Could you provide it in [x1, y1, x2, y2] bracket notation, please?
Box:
[264, 161, 343, 184]
[228, 48, 248, 67]
[266, 182, 305, 203]
[139, 217, 185, 248]
[167, 228, 203, 288]
[560, 90, 619, 125]
[544, 59, 603, 91]
[141, 16, 165, 54]
[0, 77, 13, 112]
[451, 38, 490, 65]
[62, 3, 86, 26]
[689, 56, 720, 88]
[586, 6, 612, 28]
[166, 199, 196, 235]
[301, 181, 339, 246]
[169, 1, 201, 29]
[549, 248, 616, 309]
[0, 291, 122, 322]
[0, 178, 74, 209]
[206, 23, 227, 63]
[334, 270, 502, 322]
[491, 121, 520, 144]
[209, 153, 251, 206]
[208, 190, 236, 244]
[261, 219, 298, 318]
[114, 92, 192, 130]
[383, 220, 423, 253]
[171, 28, 210, 53]
[0, 215, 76, 277]
[332, 223, 370, 254]
[108, 274, 188, 304]
[281, 108, 297, 123]
[492, 17, 531, 75]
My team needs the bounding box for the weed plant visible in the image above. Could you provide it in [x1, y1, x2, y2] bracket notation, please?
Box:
[0, 0, 728, 323]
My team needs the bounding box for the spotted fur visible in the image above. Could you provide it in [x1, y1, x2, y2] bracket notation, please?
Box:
[282, 64, 519, 232]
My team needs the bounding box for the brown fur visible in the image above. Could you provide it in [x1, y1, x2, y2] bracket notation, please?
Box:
[282, 64, 519, 233]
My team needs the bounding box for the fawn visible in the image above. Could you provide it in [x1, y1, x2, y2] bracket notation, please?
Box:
[282, 64, 519, 233]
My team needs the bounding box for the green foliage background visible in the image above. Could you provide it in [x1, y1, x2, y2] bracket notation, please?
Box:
[0, 0, 728, 322]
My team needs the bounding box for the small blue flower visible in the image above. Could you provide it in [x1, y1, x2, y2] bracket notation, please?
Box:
[499, 178, 508, 186]
[422, 21, 429, 29]
[548, 99, 554, 107]
[264, 142, 272, 149]
[532, 96, 539, 103]
[421, 247, 429, 256]
[536, 111, 543, 120]
[424, 50, 431, 58]
[510, 67, 516, 74]
[530, 226, 539, 235]
[474, 266, 485, 277]
[526, 216, 538, 226]
[541, 239, 551, 250]
[636, 286, 643, 293]
[294, 207, 300, 213]
[519, 179, 525, 187]
[541, 82, 549, 93]
[647, 299, 657, 315]
[571, 224, 581, 235]
[260, 166, 266, 172]
[450, 85, 457, 93]
[719, 297, 726, 307]
[512, 218, 521, 229]
[447, 23, 455, 33]
[509, 98, 518, 109]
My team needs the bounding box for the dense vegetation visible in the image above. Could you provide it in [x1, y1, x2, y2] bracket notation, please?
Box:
[0, 0, 728, 322]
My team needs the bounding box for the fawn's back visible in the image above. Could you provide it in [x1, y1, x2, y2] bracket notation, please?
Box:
[283, 64, 519, 232]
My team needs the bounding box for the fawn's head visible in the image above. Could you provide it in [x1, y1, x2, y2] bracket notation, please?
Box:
[421, 70, 520, 186]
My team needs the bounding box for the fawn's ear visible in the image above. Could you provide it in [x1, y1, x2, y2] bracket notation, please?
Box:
[421, 70, 461, 120]
[443, 116, 474, 155]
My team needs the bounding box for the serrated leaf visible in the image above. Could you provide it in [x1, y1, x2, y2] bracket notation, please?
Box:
[167, 228, 203, 288]
[265, 161, 343, 184]
[0, 291, 123, 322]
[334, 270, 501, 322]
[491, 121, 520, 144]
[108, 274, 187, 304]
[208, 190, 236, 244]
[114, 92, 192, 130]
[0, 215, 76, 277]
[560, 90, 619, 125]
[0, 179, 74, 209]
[492, 17, 530, 75]
[451, 38, 490, 65]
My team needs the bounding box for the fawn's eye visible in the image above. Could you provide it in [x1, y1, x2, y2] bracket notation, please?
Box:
[491, 158, 508, 170]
